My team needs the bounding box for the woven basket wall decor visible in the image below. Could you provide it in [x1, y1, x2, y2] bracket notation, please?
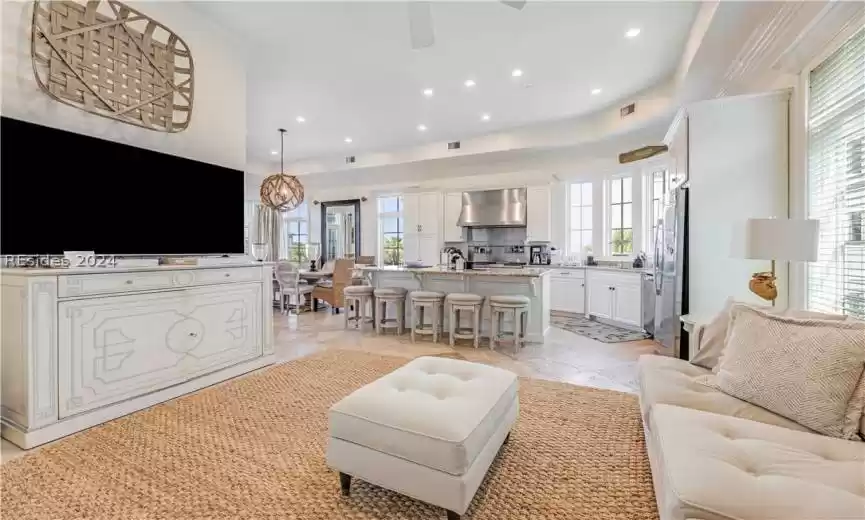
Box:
[30, 0, 194, 132]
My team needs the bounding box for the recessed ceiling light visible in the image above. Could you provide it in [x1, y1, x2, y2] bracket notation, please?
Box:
[591, 88, 602, 95]
[270, 150, 279, 155]
[295, 116, 306, 123]
[511, 69, 523, 77]
[481, 113, 491, 121]
[625, 28, 641, 38]
[464, 79, 476, 88]
[344, 137, 353, 143]
[422, 88, 434, 97]
[417, 124, 427, 132]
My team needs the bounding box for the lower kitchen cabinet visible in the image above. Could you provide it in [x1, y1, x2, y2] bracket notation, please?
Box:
[586, 270, 643, 328]
[550, 270, 585, 314]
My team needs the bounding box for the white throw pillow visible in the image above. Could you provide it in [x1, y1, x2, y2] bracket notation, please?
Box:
[689, 299, 848, 372]
[712, 304, 865, 439]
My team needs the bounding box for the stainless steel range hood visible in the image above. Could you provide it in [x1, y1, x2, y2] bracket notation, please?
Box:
[457, 188, 527, 227]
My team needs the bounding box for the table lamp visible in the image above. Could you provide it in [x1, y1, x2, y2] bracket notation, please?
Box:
[743, 218, 819, 303]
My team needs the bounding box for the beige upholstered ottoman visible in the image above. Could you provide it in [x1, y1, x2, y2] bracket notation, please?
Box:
[327, 356, 519, 519]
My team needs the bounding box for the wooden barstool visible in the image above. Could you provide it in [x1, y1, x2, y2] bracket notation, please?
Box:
[374, 287, 408, 335]
[343, 285, 376, 330]
[445, 293, 485, 348]
[489, 295, 530, 353]
[409, 291, 445, 343]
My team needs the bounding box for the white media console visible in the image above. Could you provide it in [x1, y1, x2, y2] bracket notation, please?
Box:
[0, 263, 275, 448]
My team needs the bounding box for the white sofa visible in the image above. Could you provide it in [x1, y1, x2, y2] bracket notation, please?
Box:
[638, 354, 865, 520]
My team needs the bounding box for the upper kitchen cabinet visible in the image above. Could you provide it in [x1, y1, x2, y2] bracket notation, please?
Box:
[443, 192, 463, 242]
[526, 185, 552, 242]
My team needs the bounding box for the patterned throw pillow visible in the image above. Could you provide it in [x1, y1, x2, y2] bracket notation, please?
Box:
[714, 304, 865, 439]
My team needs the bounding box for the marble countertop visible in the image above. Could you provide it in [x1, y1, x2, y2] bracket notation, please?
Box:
[552, 264, 651, 274]
[358, 266, 551, 277]
[0, 262, 272, 276]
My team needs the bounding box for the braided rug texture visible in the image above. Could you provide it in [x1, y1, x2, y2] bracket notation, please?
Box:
[1, 350, 658, 519]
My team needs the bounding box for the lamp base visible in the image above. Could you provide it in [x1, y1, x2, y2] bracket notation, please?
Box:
[749, 271, 777, 302]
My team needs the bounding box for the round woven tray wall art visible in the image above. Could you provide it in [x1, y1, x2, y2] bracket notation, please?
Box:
[30, 0, 193, 132]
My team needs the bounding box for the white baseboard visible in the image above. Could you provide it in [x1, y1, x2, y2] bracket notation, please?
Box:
[1, 355, 276, 450]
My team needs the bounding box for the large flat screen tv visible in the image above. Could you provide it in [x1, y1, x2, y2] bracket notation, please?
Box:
[1, 117, 245, 256]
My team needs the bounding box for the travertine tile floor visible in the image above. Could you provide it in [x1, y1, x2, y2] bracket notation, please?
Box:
[1, 309, 657, 464]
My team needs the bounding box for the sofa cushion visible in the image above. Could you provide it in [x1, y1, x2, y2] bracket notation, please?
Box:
[329, 356, 518, 476]
[714, 305, 865, 439]
[648, 403, 865, 520]
[638, 355, 811, 434]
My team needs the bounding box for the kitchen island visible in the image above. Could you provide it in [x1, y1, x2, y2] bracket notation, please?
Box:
[357, 266, 551, 343]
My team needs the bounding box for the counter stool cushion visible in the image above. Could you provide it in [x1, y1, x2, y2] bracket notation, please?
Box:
[445, 293, 484, 304]
[375, 287, 408, 297]
[411, 291, 445, 300]
[344, 285, 375, 295]
[489, 295, 530, 306]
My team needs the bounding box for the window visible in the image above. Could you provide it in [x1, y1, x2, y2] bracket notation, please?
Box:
[568, 182, 593, 255]
[282, 201, 308, 263]
[807, 28, 865, 319]
[378, 195, 404, 266]
[645, 168, 670, 254]
[608, 177, 633, 255]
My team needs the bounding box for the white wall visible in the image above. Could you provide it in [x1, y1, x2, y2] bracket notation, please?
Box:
[1, 1, 247, 170]
[688, 90, 790, 318]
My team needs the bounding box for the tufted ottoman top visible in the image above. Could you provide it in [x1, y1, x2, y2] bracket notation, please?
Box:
[329, 356, 518, 476]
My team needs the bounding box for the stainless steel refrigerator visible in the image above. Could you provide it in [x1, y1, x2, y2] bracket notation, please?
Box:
[653, 186, 688, 358]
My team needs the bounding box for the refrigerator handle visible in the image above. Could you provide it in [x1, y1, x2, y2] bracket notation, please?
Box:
[654, 218, 664, 295]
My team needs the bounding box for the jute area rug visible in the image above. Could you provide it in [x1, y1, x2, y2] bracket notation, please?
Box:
[1, 351, 658, 519]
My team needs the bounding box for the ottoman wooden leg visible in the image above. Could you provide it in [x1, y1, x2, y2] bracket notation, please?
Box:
[446, 511, 460, 520]
[339, 472, 352, 496]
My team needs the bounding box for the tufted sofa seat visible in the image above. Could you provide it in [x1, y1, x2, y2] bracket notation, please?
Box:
[639, 355, 865, 520]
[648, 403, 865, 520]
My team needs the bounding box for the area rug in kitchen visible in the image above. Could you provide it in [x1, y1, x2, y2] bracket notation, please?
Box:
[552, 313, 651, 343]
[1, 350, 658, 520]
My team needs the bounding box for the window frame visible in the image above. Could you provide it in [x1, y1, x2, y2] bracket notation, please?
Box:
[644, 168, 671, 254]
[801, 26, 865, 318]
[606, 176, 634, 256]
[377, 195, 405, 266]
[567, 181, 593, 256]
[281, 201, 309, 264]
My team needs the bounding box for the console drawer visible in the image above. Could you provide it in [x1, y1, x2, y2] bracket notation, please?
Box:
[58, 267, 263, 298]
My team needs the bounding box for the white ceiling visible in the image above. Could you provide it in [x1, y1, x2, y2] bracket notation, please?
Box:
[193, 1, 700, 167]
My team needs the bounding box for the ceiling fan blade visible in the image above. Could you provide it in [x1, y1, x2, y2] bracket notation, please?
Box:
[501, 0, 527, 10]
[408, 2, 435, 50]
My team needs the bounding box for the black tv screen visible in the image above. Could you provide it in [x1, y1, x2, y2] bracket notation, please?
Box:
[1, 117, 245, 256]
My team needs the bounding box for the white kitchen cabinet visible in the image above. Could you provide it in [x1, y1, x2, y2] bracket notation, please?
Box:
[550, 269, 585, 314]
[526, 185, 552, 242]
[402, 192, 442, 265]
[612, 282, 642, 327]
[587, 275, 614, 319]
[443, 192, 463, 242]
[586, 270, 643, 328]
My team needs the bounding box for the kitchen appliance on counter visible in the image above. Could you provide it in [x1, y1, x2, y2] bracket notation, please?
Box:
[529, 244, 552, 265]
[440, 247, 466, 270]
[654, 186, 689, 359]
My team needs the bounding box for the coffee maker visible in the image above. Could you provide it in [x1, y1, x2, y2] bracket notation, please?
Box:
[529, 245, 551, 265]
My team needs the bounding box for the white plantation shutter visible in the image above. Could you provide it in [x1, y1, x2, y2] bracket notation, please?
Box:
[807, 28, 865, 319]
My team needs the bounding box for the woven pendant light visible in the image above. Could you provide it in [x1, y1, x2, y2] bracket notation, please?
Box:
[260, 128, 304, 211]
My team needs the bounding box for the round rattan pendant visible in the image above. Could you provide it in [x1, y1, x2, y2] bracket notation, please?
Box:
[260, 128, 304, 211]
[260, 173, 304, 211]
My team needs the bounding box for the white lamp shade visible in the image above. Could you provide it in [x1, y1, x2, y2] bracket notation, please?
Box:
[744, 218, 819, 262]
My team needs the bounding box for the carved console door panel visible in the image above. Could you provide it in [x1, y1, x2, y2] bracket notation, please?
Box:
[58, 283, 262, 418]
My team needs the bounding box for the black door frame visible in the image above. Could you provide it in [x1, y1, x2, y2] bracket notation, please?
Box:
[319, 199, 362, 262]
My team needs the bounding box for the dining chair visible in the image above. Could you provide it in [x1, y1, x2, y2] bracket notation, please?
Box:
[275, 262, 314, 314]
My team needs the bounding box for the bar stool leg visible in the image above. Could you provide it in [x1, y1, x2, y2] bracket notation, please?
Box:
[376, 299, 383, 335]
[398, 300, 405, 335]
[432, 303, 439, 343]
[449, 304, 456, 347]
[411, 302, 417, 343]
[473, 306, 481, 349]
[512, 308, 521, 352]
